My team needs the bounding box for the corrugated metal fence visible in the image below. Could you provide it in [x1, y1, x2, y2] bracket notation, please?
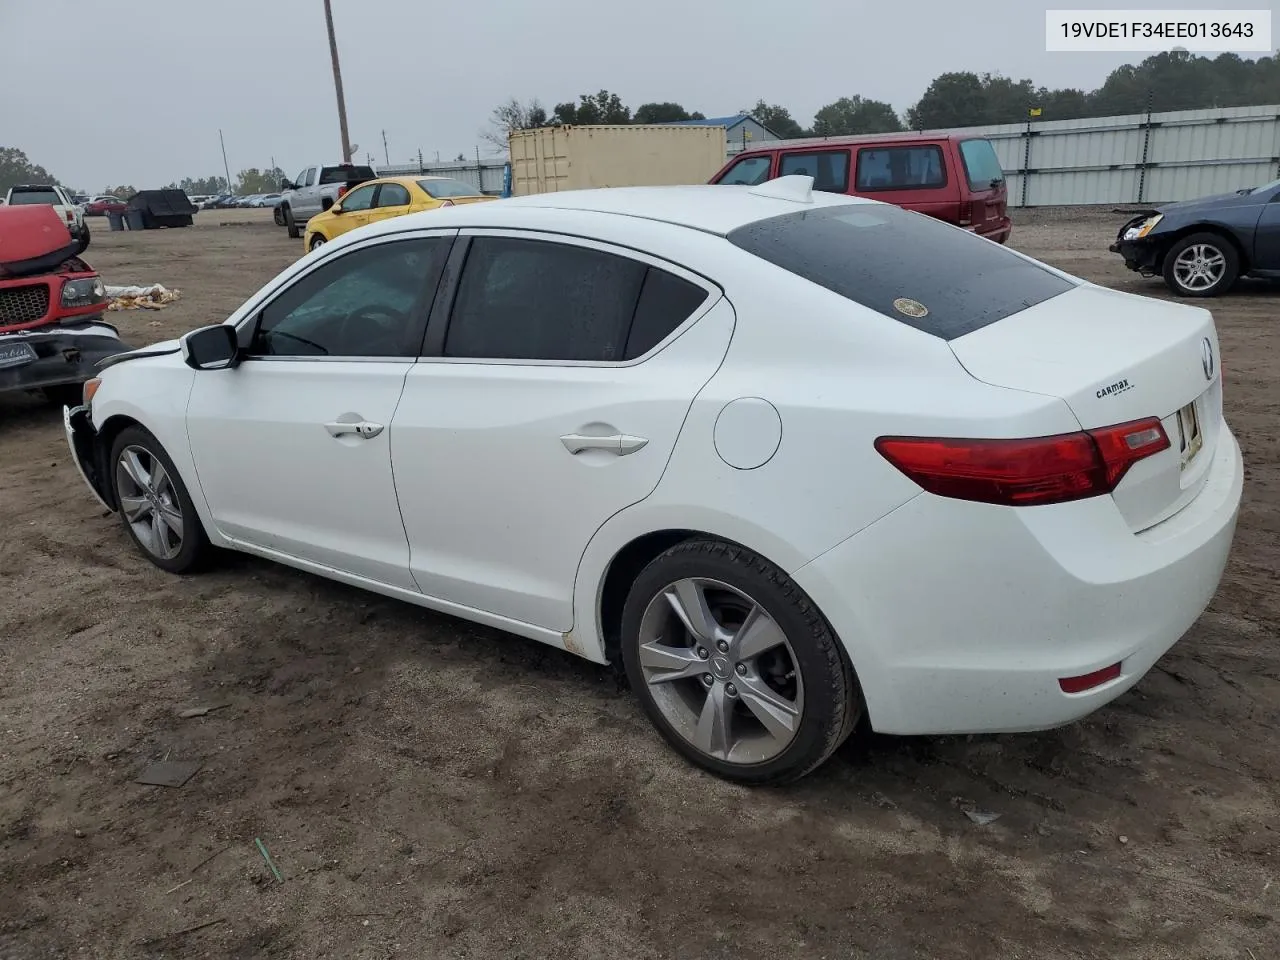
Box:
[730, 103, 1280, 207]
[375, 159, 507, 195]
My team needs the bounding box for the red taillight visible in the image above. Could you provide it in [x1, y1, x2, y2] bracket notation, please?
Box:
[1059, 662, 1122, 694]
[66, 209, 75, 221]
[874, 417, 1170, 507]
[338, 185, 350, 199]
[957, 200, 972, 226]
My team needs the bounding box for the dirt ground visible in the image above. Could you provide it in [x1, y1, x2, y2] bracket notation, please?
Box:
[1, 205, 1278, 960]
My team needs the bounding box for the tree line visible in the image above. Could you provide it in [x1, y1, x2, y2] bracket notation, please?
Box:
[485, 51, 1280, 145]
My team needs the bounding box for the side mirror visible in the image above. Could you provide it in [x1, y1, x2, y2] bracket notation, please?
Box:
[181, 324, 240, 371]
[321, 196, 336, 212]
[280, 179, 295, 192]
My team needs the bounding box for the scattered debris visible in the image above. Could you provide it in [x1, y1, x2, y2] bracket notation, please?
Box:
[1119, 835, 1130, 845]
[106, 284, 182, 311]
[178, 703, 231, 719]
[135, 760, 201, 788]
[963, 809, 1002, 826]
[137, 917, 225, 947]
[255, 837, 284, 883]
[165, 878, 193, 895]
[190, 844, 231, 874]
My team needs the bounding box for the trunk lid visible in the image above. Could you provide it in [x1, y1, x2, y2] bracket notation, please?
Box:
[949, 283, 1222, 531]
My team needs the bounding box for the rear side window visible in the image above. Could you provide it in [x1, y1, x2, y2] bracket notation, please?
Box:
[717, 155, 771, 185]
[624, 269, 708, 359]
[445, 237, 646, 361]
[726, 205, 1075, 340]
[958, 139, 1005, 190]
[778, 150, 850, 193]
[855, 146, 945, 191]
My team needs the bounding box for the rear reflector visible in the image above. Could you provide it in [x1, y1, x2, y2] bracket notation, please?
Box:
[875, 417, 1170, 507]
[1059, 662, 1122, 694]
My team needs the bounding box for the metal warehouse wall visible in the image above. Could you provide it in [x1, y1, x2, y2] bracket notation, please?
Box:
[375, 160, 507, 195]
[731, 103, 1280, 207]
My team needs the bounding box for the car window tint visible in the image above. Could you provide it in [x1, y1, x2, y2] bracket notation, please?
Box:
[727, 204, 1074, 340]
[444, 237, 646, 362]
[778, 151, 850, 193]
[717, 155, 771, 185]
[418, 178, 482, 199]
[304, 168, 318, 187]
[340, 184, 376, 212]
[293, 169, 307, 187]
[376, 183, 411, 207]
[9, 190, 62, 205]
[855, 146, 945, 191]
[624, 268, 709, 359]
[958, 139, 1005, 190]
[320, 165, 376, 185]
[252, 238, 447, 358]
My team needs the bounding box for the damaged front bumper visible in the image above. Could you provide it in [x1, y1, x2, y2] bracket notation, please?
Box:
[0, 319, 129, 395]
[64, 403, 113, 511]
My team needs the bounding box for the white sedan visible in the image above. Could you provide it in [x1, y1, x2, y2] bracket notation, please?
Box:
[63, 177, 1243, 783]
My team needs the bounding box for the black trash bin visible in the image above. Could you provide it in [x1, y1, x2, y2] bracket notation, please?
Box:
[125, 209, 146, 231]
[126, 190, 197, 229]
[107, 212, 125, 232]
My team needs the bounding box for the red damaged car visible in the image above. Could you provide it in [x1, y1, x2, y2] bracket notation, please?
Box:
[0, 205, 128, 405]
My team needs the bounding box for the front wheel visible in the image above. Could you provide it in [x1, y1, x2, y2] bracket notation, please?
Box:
[284, 204, 301, 239]
[1163, 232, 1239, 298]
[109, 426, 210, 574]
[308, 234, 326, 252]
[620, 539, 860, 784]
[273, 204, 286, 226]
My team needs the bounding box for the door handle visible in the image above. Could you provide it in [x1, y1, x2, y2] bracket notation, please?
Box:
[325, 419, 384, 439]
[560, 433, 648, 456]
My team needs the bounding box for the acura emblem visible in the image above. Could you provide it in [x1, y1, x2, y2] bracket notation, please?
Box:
[1201, 337, 1214, 380]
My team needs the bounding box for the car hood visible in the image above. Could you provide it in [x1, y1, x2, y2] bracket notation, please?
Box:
[1156, 189, 1257, 216]
[0, 206, 79, 276]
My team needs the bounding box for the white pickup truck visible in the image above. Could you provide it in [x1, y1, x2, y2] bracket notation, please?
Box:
[277, 162, 376, 238]
[4, 184, 90, 252]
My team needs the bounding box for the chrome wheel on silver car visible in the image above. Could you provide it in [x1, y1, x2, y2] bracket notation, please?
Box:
[116, 445, 184, 560]
[621, 539, 859, 784]
[638, 577, 805, 764]
[108, 426, 209, 574]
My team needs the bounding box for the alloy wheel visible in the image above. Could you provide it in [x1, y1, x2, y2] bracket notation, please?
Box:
[637, 577, 805, 765]
[115, 445, 184, 561]
[1173, 243, 1226, 291]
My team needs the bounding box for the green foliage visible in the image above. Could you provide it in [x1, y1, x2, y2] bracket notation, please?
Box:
[744, 100, 804, 139]
[234, 167, 287, 195]
[552, 90, 631, 125]
[175, 175, 230, 196]
[634, 102, 701, 124]
[0, 147, 59, 194]
[811, 96, 904, 136]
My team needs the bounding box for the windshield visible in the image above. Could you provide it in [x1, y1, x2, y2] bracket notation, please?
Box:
[9, 189, 62, 205]
[418, 178, 482, 199]
[958, 139, 1005, 190]
[726, 203, 1074, 340]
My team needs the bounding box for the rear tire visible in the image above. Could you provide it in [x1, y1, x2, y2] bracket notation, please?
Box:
[75, 223, 91, 255]
[108, 426, 210, 574]
[620, 538, 860, 785]
[1162, 232, 1239, 298]
[284, 204, 301, 239]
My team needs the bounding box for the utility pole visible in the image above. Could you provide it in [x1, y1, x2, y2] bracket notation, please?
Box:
[382, 130, 390, 166]
[219, 129, 233, 195]
[323, 0, 353, 162]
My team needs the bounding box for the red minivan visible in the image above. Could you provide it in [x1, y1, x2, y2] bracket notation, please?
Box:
[709, 133, 1012, 244]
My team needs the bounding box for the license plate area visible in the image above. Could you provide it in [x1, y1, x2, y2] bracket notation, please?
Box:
[0, 340, 38, 370]
[1175, 400, 1203, 469]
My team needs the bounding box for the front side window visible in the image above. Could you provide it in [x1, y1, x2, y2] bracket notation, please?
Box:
[418, 178, 482, 199]
[292, 170, 308, 188]
[444, 237, 647, 362]
[855, 146, 946, 191]
[376, 183, 411, 207]
[716, 155, 772, 186]
[778, 150, 850, 193]
[339, 184, 377, 212]
[251, 238, 448, 358]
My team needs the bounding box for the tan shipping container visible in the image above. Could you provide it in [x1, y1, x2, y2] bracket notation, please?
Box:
[509, 124, 728, 196]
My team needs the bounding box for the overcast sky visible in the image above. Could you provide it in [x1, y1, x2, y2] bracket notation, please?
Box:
[2, 0, 1269, 190]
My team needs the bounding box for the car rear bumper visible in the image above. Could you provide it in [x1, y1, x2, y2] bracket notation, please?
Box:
[0, 320, 128, 394]
[792, 423, 1243, 736]
[974, 217, 1012, 244]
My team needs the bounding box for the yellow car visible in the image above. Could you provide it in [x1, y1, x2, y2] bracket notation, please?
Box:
[302, 175, 495, 252]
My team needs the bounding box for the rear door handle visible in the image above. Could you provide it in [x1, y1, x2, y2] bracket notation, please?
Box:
[560, 433, 648, 456]
[325, 419, 384, 440]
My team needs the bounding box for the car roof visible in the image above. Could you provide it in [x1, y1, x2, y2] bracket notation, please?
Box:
[734, 131, 982, 155]
[402, 183, 872, 236]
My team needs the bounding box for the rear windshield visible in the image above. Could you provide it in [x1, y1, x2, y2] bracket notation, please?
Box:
[418, 178, 481, 198]
[726, 204, 1074, 340]
[959, 139, 1005, 190]
[9, 189, 61, 205]
[319, 165, 376, 185]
